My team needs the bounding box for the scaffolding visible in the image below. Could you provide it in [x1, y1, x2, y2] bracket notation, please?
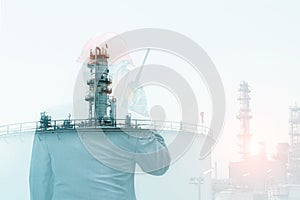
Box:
[289, 104, 300, 184]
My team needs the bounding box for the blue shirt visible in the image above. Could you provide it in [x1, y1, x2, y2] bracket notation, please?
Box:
[29, 129, 170, 200]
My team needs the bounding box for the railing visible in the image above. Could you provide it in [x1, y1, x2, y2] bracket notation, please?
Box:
[0, 119, 214, 140]
[0, 121, 37, 137]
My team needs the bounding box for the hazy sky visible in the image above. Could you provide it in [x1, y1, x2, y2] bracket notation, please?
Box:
[1, 0, 300, 178]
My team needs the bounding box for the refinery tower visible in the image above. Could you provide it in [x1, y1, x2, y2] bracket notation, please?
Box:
[226, 81, 288, 200]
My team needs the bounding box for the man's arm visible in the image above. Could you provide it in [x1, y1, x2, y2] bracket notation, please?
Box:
[29, 134, 53, 200]
[135, 132, 171, 176]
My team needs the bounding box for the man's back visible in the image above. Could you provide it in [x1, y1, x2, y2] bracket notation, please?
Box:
[29, 129, 170, 200]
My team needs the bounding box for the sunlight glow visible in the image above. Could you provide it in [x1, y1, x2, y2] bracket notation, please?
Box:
[250, 142, 260, 156]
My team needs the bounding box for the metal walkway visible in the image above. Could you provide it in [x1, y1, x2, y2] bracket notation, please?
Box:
[0, 119, 214, 139]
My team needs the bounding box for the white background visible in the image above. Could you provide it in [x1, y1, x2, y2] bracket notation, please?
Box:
[1, 0, 300, 178]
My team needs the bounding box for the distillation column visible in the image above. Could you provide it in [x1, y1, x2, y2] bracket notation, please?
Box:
[236, 81, 252, 160]
[85, 46, 113, 124]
